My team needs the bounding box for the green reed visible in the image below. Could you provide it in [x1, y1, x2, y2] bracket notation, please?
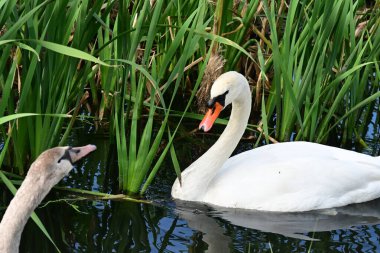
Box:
[0, 0, 378, 194]
[0, 0, 378, 186]
[259, 0, 380, 143]
[0, 0, 250, 191]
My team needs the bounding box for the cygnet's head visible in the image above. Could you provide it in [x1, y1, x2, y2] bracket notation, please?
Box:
[29, 145, 97, 186]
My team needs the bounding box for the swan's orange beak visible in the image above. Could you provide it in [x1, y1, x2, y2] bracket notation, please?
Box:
[199, 102, 223, 132]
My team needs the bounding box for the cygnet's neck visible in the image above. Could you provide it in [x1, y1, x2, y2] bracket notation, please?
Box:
[173, 84, 251, 201]
[0, 167, 53, 253]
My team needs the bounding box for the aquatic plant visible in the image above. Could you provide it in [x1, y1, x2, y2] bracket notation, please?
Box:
[256, 0, 380, 144]
[0, 0, 378, 205]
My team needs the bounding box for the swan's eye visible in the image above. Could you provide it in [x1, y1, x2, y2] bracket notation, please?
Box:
[207, 90, 229, 108]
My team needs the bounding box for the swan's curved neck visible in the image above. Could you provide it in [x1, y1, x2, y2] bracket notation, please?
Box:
[175, 85, 251, 201]
[0, 168, 53, 253]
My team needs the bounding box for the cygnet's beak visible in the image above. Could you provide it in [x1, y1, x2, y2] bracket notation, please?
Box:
[199, 102, 223, 132]
[69, 145, 97, 163]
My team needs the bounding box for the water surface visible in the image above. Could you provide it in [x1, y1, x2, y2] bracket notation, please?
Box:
[3, 126, 380, 252]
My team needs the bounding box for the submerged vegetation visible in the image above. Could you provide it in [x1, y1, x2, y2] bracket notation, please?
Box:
[0, 0, 379, 194]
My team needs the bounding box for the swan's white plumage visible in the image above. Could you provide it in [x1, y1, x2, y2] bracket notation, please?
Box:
[204, 142, 380, 212]
[171, 71, 380, 212]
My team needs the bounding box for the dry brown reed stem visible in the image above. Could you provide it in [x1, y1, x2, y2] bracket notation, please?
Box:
[170, 56, 203, 80]
[239, 0, 248, 19]
[0, 26, 6, 36]
[250, 3, 271, 109]
[255, 62, 270, 108]
[212, 1, 223, 54]
[67, 91, 90, 115]
[222, 23, 244, 36]
[233, 0, 241, 10]
[167, 16, 175, 41]
[256, 1, 263, 14]
[16, 64, 21, 94]
[252, 25, 272, 49]
[257, 121, 278, 143]
[260, 17, 269, 47]
[256, 1, 269, 49]
[277, 0, 287, 25]
[355, 21, 369, 37]
[144, 57, 204, 104]
[196, 54, 225, 113]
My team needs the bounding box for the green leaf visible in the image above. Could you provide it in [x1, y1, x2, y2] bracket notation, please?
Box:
[30, 39, 114, 67]
[0, 113, 70, 125]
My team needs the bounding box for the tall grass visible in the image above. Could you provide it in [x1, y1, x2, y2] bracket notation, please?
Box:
[257, 0, 380, 144]
[0, 0, 111, 172]
[0, 0, 378, 200]
[67, 0, 251, 194]
[0, 0, 251, 192]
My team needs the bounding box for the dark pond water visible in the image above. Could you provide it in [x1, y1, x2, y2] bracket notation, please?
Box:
[2, 120, 380, 253]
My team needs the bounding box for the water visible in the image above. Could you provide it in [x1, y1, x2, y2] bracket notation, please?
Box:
[2, 126, 380, 252]
[2, 71, 380, 252]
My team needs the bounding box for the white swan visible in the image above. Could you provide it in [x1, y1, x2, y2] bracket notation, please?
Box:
[0, 145, 96, 253]
[172, 71, 380, 212]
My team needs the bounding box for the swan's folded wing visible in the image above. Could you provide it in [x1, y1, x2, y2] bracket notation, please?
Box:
[204, 146, 380, 212]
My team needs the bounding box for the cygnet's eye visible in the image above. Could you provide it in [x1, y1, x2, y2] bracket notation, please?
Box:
[57, 148, 73, 164]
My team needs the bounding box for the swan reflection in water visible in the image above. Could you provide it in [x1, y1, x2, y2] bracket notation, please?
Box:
[174, 198, 380, 248]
